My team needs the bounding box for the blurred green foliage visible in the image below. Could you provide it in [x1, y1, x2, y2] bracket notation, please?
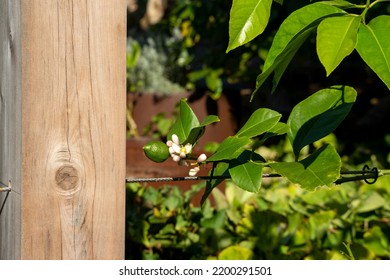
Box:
[126, 135, 390, 260]
[125, 176, 390, 260]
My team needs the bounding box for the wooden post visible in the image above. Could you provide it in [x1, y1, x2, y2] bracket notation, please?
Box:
[0, 0, 127, 259]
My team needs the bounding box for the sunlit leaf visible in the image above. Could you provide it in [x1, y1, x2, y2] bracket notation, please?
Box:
[168, 99, 219, 145]
[269, 144, 341, 190]
[356, 191, 387, 213]
[263, 122, 289, 141]
[252, 3, 345, 97]
[185, 115, 220, 145]
[227, 0, 273, 52]
[317, 15, 361, 76]
[207, 136, 251, 162]
[229, 161, 263, 192]
[218, 245, 254, 260]
[361, 226, 390, 257]
[287, 85, 356, 157]
[263, 3, 345, 71]
[319, 0, 359, 9]
[236, 108, 281, 138]
[168, 99, 200, 143]
[356, 15, 390, 90]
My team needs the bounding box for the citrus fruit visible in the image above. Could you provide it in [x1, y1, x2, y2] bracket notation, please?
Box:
[143, 141, 170, 163]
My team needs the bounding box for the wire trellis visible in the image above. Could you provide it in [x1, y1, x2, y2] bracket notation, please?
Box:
[125, 165, 389, 185]
[1, 166, 389, 217]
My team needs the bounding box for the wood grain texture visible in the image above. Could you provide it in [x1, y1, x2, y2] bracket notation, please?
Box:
[0, 0, 22, 260]
[19, 0, 126, 259]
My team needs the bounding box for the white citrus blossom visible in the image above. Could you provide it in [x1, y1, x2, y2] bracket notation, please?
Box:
[166, 134, 205, 176]
[167, 134, 192, 159]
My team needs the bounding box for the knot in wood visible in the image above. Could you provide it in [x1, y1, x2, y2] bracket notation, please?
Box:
[55, 166, 78, 190]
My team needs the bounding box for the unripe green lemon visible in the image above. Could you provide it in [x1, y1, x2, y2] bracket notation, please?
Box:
[143, 140, 170, 163]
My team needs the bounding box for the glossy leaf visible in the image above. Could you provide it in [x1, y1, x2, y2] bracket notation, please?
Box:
[185, 115, 220, 145]
[288, 85, 356, 157]
[269, 144, 341, 190]
[263, 3, 345, 71]
[319, 0, 359, 9]
[200, 115, 220, 127]
[168, 99, 219, 145]
[168, 99, 200, 143]
[236, 108, 281, 138]
[207, 136, 251, 162]
[263, 122, 289, 141]
[229, 161, 263, 193]
[252, 3, 345, 97]
[227, 0, 273, 52]
[317, 15, 361, 76]
[356, 16, 390, 90]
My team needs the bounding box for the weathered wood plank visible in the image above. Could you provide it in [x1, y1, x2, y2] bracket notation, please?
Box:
[1, 0, 126, 259]
[0, 0, 22, 260]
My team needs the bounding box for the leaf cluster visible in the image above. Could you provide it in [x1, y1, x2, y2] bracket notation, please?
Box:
[126, 174, 390, 259]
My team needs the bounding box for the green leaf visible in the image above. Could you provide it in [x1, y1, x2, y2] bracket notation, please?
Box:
[356, 15, 390, 90]
[185, 115, 220, 145]
[205, 69, 223, 98]
[319, 0, 359, 9]
[201, 210, 226, 229]
[356, 191, 387, 213]
[317, 15, 361, 76]
[200, 115, 220, 127]
[227, 0, 273, 52]
[229, 161, 263, 193]
[207, 136, 251, 162]
[168, 99, 200, 143]
[236, 108, 281, 138]
[269, 144, 341, 190]
[126, 41, 140, 68]
[263, 3, 345, 72]
[361, 226, 390, 257]
[168, 99, 220, 145]
[218, 245, 254, 260]
[252, 3, 345, 97]
[263, 122, 289, 141]
[288, 85, 356, 157]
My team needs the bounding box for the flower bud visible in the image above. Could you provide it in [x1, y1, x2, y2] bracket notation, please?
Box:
[189, 166, 200, 177]
[197, 153, 207, 163]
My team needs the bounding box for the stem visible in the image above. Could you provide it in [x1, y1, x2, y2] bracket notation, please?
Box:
[342, 241, 356, 260]
[361, 0, 371, 24]
[369, 0, 390, 9]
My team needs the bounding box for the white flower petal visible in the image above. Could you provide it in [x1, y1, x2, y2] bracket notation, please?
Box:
[172, 143, 181, 154]
[172, 134, 180, 145]
[180, 151, 187, 158]
[169, 147, 175, 155]
[166, 140, 173, 147]
[184, 143, 193, 154]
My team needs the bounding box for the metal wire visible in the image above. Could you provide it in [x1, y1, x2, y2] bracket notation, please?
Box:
[125, 165, 384, 184]
[0, 181, 12, 217]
